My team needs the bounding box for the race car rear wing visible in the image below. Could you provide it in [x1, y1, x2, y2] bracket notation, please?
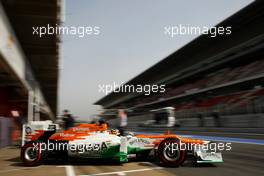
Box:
[22, 120, 60, 146]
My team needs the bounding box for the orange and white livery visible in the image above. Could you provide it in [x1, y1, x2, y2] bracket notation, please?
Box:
[21, 120, 223, 167]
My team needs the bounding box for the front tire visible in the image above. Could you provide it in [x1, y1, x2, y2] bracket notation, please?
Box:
[157, 138, 186, 167]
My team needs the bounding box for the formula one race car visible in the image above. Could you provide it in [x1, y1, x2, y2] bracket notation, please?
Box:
[21, 120, 223, 167]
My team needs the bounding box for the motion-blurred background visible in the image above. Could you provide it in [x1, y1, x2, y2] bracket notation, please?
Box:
[96, 1, 264, 138]
[0, 1, 264, 175]
[0, 0, 263, 153]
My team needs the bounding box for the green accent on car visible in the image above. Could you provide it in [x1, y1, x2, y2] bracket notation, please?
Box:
[97, 145, 127, 162]
[101, 145, 120, 157]
[127, 146, 150, 154]
[119, 152, 128, 162]
[84, 143, 151, 163]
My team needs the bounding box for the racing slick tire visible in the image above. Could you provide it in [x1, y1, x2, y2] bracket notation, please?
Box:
[157, 138, 186, 167]
[21, 141, 43, 166]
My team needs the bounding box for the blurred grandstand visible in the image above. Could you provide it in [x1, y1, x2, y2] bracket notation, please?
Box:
[95, 1, 264, 132]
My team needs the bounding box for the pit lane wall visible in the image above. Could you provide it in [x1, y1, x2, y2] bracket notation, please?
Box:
[0, 117, 12, 148]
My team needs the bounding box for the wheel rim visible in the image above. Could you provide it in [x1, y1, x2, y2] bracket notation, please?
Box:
[163, 143, 180, 162]
[24, 147, 38, 161]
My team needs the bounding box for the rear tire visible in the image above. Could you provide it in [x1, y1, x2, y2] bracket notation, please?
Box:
[157, 138, 186, 167]
[21, 141, 43, 166]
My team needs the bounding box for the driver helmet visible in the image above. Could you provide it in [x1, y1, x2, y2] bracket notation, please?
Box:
[111, 129, 120, 135]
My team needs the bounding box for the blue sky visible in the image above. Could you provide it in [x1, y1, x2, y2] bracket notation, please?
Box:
[59, 0, 253, 120]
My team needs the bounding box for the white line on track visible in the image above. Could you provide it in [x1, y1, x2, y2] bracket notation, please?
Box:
[79, 167, 163, 176]
[58, 165, 76, 176]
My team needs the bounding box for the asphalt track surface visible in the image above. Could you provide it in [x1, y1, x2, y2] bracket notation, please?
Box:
[0, 132, 264, 176]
